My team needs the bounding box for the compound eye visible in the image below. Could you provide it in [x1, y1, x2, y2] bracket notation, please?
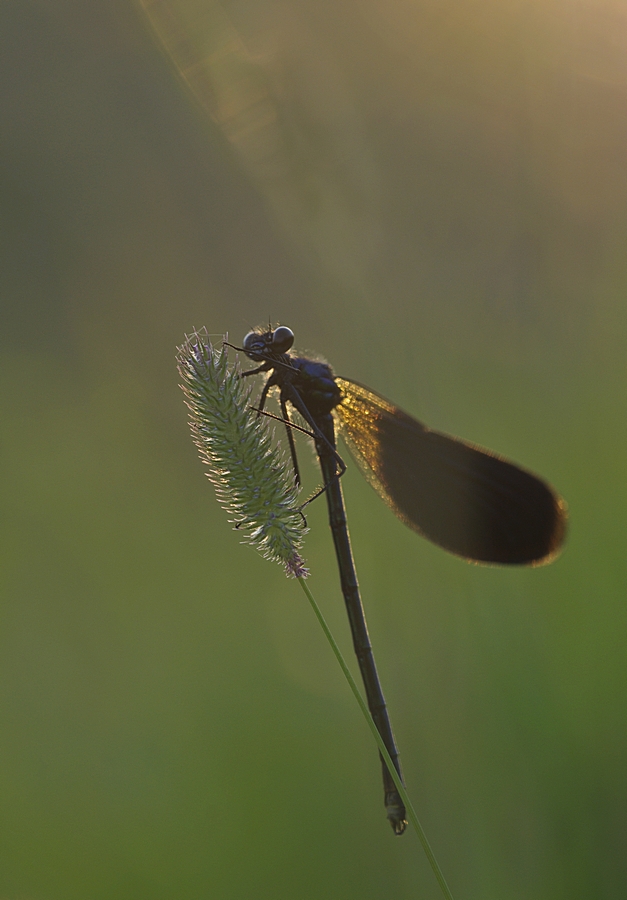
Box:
[242, 331, 259, 352]
[272, 326, 294, 353]
[242, 330, 268, 361]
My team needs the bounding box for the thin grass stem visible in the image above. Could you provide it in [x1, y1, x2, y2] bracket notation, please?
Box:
[297, 576, 455, 900]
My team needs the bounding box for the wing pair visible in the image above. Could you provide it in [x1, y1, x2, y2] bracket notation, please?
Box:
[334, 378, 567, 565]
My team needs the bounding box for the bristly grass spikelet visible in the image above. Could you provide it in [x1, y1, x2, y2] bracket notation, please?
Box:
[176, 329, 308, 578]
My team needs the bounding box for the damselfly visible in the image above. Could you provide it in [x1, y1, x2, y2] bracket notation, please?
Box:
[235, 324, 567, 834]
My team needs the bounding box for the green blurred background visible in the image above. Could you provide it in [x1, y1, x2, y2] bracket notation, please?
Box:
[1, 1, 626, 897]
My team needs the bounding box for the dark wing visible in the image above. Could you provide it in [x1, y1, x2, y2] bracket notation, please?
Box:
[333, 378, 567, 565]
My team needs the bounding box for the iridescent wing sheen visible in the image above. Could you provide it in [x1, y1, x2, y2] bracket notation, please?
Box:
[333, 378, 567, 565]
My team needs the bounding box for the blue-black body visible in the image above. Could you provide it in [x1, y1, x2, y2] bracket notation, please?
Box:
[240, 325, 408, 834]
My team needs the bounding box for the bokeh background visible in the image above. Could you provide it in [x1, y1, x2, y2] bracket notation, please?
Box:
[1, 1, 626, 897]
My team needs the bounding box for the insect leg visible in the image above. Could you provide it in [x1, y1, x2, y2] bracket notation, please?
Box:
[254, 378, 273, 416]
[240, 364, 269, 378]
[284, 384, 346, 479]
[281, 384, 347, 511]
[280, 394, 301, 487]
